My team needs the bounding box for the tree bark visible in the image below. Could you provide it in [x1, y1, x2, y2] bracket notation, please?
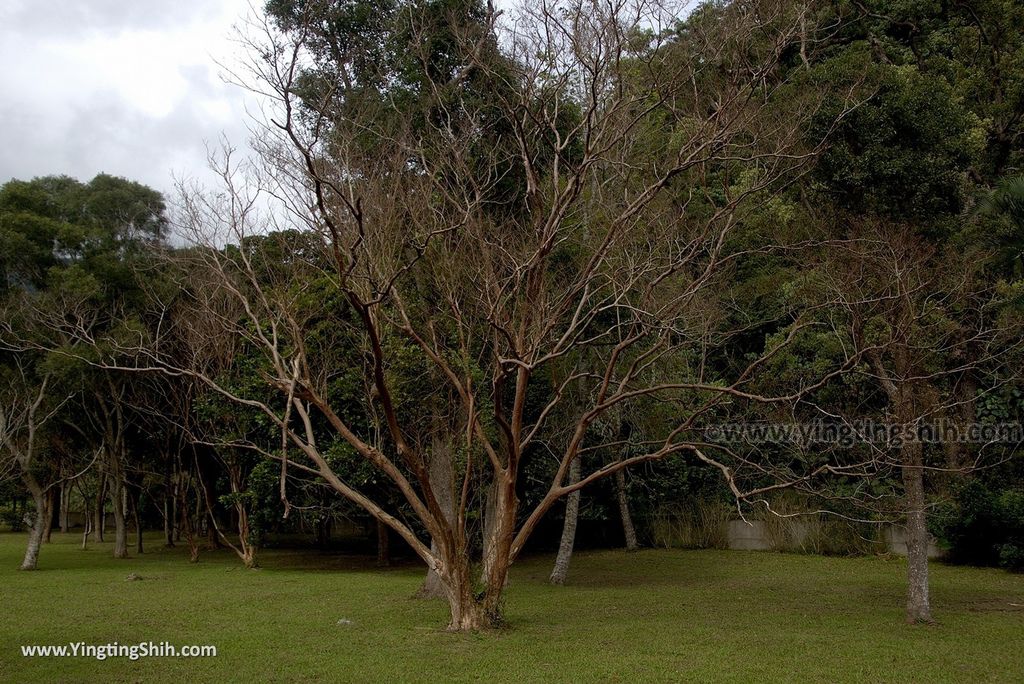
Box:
[550, 458, 581, 585]
[615, 467, 638, 551]
[20, 479, 46, 570]
[376, 518, 390, 567]
[93, 475, 106, 542]
[59, 481, 70, 533]
[869, 343, 935, 625]
[42, 488, 55, 543]
[902, 441, 932, 623]
[163, 473, 175, 547]
[440, 557, 493, 631]
[418, 429, 456, 598]
[133, 488, 144, 555]
[111, 476, 129, 559]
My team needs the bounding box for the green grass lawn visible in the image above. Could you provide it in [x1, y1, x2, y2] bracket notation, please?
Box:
[1, 533, 1022, 683]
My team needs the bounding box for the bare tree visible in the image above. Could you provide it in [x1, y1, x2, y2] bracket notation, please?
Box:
[69, 0, 869, 630]
[0, 365, 70, 570]
[816, 223, 1021, 623]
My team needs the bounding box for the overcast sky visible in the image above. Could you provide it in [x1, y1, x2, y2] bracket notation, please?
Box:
[0, 0, 259, 197]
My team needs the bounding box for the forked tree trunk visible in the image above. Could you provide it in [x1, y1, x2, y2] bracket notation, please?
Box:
[440, 557, 492, 631]
[436, 531, 511, 631]
[234, 503, 258, 569]
[615, 467, 638, 551]
[550, 458, 581, 585]
[902, 441, 932, 623]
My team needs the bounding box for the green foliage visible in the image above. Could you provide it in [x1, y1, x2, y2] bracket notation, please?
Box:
[0, 506, 25, 532]
[931, 480, 1024, 571]
[813, 58, 980, 221]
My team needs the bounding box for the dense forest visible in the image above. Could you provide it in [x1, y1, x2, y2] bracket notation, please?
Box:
[2, 0, 1023, 634]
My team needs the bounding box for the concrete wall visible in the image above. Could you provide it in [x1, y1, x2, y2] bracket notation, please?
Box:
[725, 518, 945, 558]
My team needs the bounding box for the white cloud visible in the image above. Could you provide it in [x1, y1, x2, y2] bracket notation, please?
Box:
[0, 0, 260, 197]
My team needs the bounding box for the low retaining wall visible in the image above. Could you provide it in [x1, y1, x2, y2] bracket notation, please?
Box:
[726, 519, 944, 558]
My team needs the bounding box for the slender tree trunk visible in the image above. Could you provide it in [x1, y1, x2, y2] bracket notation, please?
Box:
[20, 483, 46, 570]
[111, 476, 129, 559]
[42, 488, 55, 543]
[376, 518, 390, 567]
[615, 467, 638, 551]
[93, 475, 106, 542]
[81, 516, 91, 550]
[180, 484, 201, 563]
[80, 489, 91, 550]
[163, 474, 175, 548]
[59, 481, 70, 533]
[550, 458, 582, 585]
[133, 488, 144, 555]
[902, 441, 932, 623]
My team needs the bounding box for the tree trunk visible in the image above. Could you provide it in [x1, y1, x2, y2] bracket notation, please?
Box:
[902, 441, 932, 624]
[550, 458, 581, 585]
[111, 477, 129, 559]
[133, 489, 144, 555]
[376, 518, 390, 567]
[418, 430, 456, 598]
[80, 492, 91, 550]
[93, 476, 106, 542]
[163, 491, 174, 548]
[20, 487, 47, 570]
[42, 488, 55, 543]
[615, 467, 638, 551]
[234, 501, 258, 569]
[59, 481, 70, 533]
[439, 553, 502, 631]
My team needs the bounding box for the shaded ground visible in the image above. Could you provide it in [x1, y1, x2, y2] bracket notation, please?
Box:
[1, 533, 1022, 682]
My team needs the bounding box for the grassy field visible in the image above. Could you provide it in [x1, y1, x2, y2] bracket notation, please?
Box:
[1, 533, 1022, 683]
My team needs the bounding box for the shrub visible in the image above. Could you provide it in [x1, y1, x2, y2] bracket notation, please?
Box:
[0, 506, 25, 532]
[931, 481, 1024, 571]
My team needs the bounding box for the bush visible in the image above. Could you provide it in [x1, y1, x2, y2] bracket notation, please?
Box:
[996, 490, 1024, 572]
[0, 506, 25, 532]
[651, 500, 732, 550]
[931, 481, 1024, 571]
